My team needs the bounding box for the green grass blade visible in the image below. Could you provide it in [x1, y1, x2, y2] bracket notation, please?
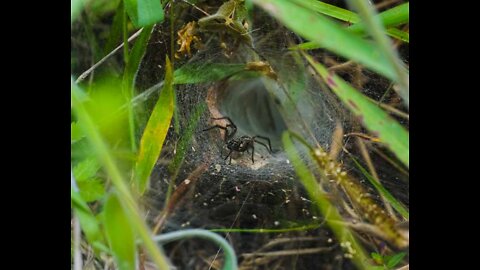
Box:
[71, 122, 85, 143]
[135, 56, 174, 193]
[282, 132, 373, 270]
[72, 0, 89, 23]
[173, 63, 246, 84]
[153, 229, 238, 270]
[347, 0, 409, 107]
[71, 186, 107, 253]
[210, 224, 321, 233]
[386, 252, 406, 269]
[292, 0, 358, 23]
[348, 2, 409, 33]
[73, 158, 105, 202]
[124, 0, 164, 28]
[123, 25, 154, 153]
[289, 1, 409, 49]
[73, 157, 101, 180]
[165, 103, 206, 202]
[252, 0, 399, 83]
[349, 155, 409, 219]
[72, 78, 170, 269]
[304, 54, 409, 167]
[292, 26, 408, 51]
[386, 28, 409, 43]
[105, 1, 126, 54]
[104, 192, 136, 270]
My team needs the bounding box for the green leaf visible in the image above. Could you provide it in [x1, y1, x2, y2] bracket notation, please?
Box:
[386, 28, 409, 43]
[123, 24, 154, 152]
[124, 0, 164, 28]
[371, 252, 384, 264]
[135, 56, 174, 193]
[72, 79, 170, 269]
[104, 192, 136, 270]
[304, 54, 409, 167]
[77, 177, 106, 202]
[292, 0, 358, 23]
[71, 122, 85, 143]
[173, 63, 246, 84]
[73, 157, 101, 180]
[348, 2, 409, 33]
[289, 1, 409, 48]
[105, 1, 126, 54]
[386, 252, 406, 269]
[168, 103, 206, 175]
[71, 187, 107, 252]
[252, 0, 400, 83]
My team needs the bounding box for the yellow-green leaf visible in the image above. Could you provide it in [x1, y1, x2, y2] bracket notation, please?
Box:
[134, 56, 174, 193]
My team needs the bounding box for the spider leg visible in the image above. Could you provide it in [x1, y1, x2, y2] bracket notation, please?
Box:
[253, 136, 272, 153]
[224, 149, 233, 164]
[253, 140, 272, 155]
[250, 144, 255, 164]
[210, 117, 237, 139]
[203, 125, 230, 142]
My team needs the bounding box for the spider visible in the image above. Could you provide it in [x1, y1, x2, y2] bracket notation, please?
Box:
[202, 117, 273, 164]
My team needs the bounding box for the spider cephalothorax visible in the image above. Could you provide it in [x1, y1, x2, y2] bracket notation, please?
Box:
[203, 117, 272, 164]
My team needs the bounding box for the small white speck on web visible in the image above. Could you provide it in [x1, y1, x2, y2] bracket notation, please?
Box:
[184, 179, 191, 185]
[203, 202, 208, 206]
[328, 238, 333, 243]
[215, 164, 222, 172]
[235, 186, 241, 192]
[286, 159, 290, 164]
[252, 214, 257, 219]
[274, 221, 280, 226]
[192, 146, 196, 152]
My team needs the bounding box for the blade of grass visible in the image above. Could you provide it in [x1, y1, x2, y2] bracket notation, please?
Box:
[165, 103, 206, 202]
[105, 1, 126, 54]
[210, 224, 321, 233]
[289, 1, 409, 49]
[134, 56, 174, 193]
[173, 63, 246, 84]
[104, 192, 137, 270]
[304, 54, 409, 167]
[282, 131, 373, 270]
[347, 0, 408, 107]
[123, 24, 154, 153]
[72, 0, 90, 23]
[124, 0, 165, 28]
[252, 0, 400, 83]
[349, 154, 409, 219]
[292, 0, 358, 23]
[71, 122, 85, 143]
[153, 229, 238, 270]
[71, 187, 108, 253]
[348, 2, 409, 33]
[71, 78, 170, 269]
[386, 28, 409, 43]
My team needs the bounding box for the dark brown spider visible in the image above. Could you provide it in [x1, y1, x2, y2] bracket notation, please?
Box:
[203, 117, 272, 164]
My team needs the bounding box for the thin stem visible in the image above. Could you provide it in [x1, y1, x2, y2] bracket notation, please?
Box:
[75, 28, 144, 84]
[153, 229, 238, 270]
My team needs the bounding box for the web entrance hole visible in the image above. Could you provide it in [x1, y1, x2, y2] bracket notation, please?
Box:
[216, 78, 287, 150]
